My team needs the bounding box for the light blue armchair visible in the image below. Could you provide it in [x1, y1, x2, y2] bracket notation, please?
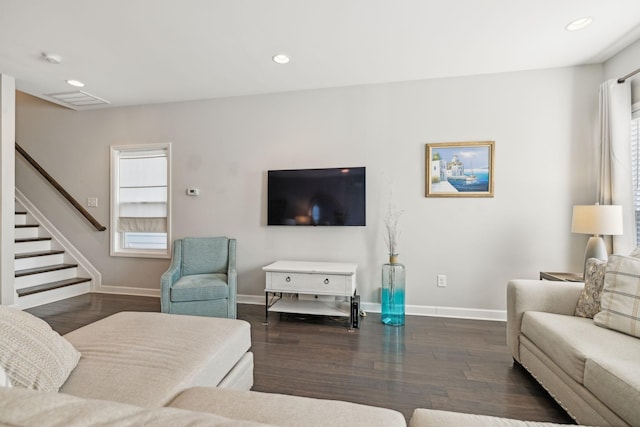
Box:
[161, 237, 237, 319]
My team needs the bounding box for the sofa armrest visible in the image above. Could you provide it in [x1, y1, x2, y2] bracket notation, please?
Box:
[506, 279, 584, 362]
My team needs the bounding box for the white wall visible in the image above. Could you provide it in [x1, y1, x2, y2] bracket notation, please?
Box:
[15, 65, 603, 313]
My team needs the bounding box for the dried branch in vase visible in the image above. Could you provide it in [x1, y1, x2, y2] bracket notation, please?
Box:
[384, 202, 403, 257]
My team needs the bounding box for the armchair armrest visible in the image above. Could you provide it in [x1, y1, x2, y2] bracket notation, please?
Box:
[506, 279, 584, 361]
[160, 239, 183, 313]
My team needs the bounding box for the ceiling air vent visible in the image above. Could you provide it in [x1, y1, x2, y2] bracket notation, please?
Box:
[45, 91, 110, 108]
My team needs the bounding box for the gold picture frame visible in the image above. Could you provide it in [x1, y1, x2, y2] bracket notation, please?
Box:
[425, 141, 495, 198]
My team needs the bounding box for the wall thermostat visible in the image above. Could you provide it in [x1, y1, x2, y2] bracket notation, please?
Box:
[186, 188, 200, 196]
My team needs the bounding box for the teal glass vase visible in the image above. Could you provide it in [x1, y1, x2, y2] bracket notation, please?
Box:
[381, 254, 405, 326]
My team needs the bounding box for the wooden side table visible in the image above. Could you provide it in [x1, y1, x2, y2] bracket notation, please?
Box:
[539, 272, 583, 282]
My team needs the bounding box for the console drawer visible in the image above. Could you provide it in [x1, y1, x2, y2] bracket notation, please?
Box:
[266, 271, 350, 295]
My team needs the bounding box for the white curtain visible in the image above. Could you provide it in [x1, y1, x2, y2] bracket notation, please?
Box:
[598, 79, 635, 253]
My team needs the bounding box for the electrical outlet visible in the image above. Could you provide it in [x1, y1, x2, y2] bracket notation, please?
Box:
[87, 197, 98, 207]
[437, 274, 447, 288]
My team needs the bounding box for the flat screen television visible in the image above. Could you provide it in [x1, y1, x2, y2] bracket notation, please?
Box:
[268, 167, 366, 226]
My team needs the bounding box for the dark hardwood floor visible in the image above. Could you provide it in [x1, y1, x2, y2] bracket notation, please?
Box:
[27, 294, 574, 424]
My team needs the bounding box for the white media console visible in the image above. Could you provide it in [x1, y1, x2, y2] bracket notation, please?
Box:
[262, 260, 358, 328]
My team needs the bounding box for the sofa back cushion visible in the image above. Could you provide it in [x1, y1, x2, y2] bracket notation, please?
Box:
[594, 254, 640, 338]
[181, 237, 229, 276]
[0, 306, 80, 391]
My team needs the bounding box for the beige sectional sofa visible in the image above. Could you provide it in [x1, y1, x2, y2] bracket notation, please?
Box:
[0, 305, 586, 426]
[507, 279, 640, 426]
[0, 307, 406, 426]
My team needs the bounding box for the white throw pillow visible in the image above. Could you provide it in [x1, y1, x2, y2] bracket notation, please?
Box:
[594, 255, 640, 338]
[0, 306, 80, 391]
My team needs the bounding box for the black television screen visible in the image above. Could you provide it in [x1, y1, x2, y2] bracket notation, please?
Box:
[268, 167, 366, 226]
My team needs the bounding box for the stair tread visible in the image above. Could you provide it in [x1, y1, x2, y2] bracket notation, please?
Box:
[15, 211, 26, 215]
[15, 224, 39, 229]
[15, 237, 52, 243]
[15, 250, 65, 260]
[15, 263, 78, 277]
[17, 277, 91, 297]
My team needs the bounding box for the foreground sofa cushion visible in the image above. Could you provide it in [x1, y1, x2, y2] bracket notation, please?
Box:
[169, 386, 407, 427]
[409, 408, 585, 426]
[0, 306, 80, 391]
[583, 358, 640, 425]
[520, 311, 640, 384]
[60, 311, 252, 406]
[594, 254, 640, 338]
[0, 387, 273, 427]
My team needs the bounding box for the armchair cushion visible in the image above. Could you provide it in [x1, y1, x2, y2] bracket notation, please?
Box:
[182, 237, 229, 276]
[171, 274, 230, 302]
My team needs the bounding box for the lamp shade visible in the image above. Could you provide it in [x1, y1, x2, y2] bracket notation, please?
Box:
[571, 204, 623, 236]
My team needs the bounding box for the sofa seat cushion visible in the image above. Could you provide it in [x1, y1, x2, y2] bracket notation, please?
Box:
[520, 311, 640, 384]
[169, 387, 407, 427]
[60, 312, 251, 407]
[583, 358, 640, 425]
[171, 273, 229, 302]
[409, 408, 587, 426]
[0, 387, 273, 427]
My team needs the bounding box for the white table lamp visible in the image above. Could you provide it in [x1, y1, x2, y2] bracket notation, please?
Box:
[571, 203, 623, 275]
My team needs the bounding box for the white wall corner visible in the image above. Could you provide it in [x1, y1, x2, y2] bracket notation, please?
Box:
[0, 74, 16, 306]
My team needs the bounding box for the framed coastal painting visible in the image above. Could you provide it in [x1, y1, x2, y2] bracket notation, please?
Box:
[425, 141, 495, 198]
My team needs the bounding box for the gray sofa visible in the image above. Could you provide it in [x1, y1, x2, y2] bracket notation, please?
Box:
[507, 279, 640, 426]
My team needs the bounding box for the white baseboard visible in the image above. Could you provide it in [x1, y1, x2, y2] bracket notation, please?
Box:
[242, 294, 506, 322]
[361, 302, 506, 322]
[91, 289, 506, 322]
[94, 285, 160, 298]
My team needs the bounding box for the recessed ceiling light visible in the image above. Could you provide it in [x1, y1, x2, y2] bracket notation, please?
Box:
[565, 17, 593, 31]
[272, 54, 290, 64]
[66, 79, 85, 88]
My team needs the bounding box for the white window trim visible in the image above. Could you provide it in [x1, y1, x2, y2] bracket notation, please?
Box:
[110, 143, 172, 259]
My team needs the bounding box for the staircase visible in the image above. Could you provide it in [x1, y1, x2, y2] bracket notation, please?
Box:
[13, 195, 97, 309]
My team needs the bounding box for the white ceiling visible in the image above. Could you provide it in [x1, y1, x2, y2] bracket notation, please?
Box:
[1, 0, 640, 110]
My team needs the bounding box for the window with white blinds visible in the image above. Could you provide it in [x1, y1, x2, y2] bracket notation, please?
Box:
[110, 143, 171, 258]
[631, 115, 640, 245]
